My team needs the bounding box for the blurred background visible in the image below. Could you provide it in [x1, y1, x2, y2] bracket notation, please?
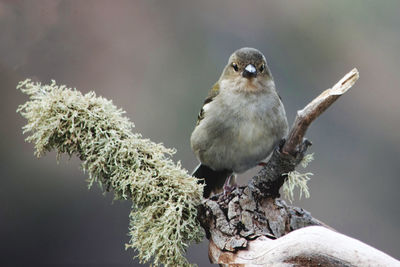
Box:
[1, 0, 399, 265]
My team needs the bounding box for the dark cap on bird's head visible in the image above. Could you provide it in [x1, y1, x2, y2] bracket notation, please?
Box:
[233, 47, 265, 64]
[225, 47, 270, 79]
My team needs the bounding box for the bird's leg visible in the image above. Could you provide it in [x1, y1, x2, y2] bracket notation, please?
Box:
[223, 174, 235, 196]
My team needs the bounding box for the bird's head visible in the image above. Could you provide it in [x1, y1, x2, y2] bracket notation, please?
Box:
[220, 47, 273, 93]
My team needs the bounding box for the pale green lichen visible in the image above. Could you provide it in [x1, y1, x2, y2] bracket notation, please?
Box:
[17, 79, 204, 266]
[300, 153, 314, 168]
[282, 153, 314, 203]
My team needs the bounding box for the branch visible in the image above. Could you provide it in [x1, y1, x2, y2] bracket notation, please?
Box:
[283, 68, 359, 155]
[209, 226, 399, 266]
[17, 80, 204, 267]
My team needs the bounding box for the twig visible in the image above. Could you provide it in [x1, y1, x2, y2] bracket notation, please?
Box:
[282, 68, 359, 155]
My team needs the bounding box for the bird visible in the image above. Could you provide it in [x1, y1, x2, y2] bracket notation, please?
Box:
[190, 47, 289, 198]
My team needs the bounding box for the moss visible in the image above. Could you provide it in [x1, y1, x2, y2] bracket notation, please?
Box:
[17, 79, 204, 266]
[282, 153, 314, 203]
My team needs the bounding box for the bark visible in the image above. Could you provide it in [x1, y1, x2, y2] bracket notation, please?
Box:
[197, 68, 396, 266]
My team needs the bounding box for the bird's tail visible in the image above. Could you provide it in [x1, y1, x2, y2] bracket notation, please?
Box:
[192, 163, 232, 198]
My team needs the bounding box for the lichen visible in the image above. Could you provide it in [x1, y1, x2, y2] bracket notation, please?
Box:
[300, 153, 314, 169]
[282, 153, 314, 203]
[17, 79, 204, 266]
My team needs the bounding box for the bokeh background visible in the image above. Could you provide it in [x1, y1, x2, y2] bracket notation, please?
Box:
[1, 0, 399, 266]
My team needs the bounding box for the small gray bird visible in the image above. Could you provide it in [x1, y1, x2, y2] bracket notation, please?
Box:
[191, 47, 289, 197]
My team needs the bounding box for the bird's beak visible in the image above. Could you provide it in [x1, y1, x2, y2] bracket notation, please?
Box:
[242, 64, 257, 79]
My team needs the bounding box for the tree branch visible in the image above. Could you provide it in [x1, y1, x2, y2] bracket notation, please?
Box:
[282, 68, 359, 155]
[209, 226, 399, 266]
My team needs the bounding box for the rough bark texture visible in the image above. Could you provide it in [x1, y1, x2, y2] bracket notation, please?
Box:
[248, 139, 311, 200]
[197, 141, 326, 265]
[196, 69, 400, 266]
[198, 185, 324, 252]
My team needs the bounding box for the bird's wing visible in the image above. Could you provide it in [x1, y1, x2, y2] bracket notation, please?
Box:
[196, 82, 220, 125]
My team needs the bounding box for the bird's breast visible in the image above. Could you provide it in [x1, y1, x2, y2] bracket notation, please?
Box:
[191, 90, 288, 173]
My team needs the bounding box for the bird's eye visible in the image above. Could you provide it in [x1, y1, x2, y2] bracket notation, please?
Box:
[259, 64, 265, 73]
[232, 63, 239, 72]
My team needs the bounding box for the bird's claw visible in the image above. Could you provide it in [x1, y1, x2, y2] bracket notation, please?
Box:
[223, 174, 236, 197]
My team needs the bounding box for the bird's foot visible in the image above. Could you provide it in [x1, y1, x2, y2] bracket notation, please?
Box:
[223, 174, 236, 196]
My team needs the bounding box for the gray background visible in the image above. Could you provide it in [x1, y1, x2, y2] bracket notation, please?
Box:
[1, 1, 399, 266]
